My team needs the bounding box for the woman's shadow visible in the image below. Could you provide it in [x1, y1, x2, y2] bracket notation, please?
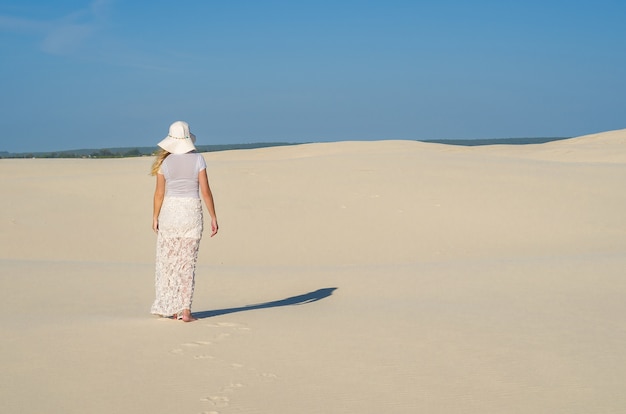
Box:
[193, 287, 337, 319]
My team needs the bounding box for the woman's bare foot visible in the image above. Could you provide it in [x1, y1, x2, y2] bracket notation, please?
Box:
[181, 309, 197, 322]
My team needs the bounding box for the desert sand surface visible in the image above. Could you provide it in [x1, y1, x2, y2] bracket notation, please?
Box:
[1, 129, 625, 413]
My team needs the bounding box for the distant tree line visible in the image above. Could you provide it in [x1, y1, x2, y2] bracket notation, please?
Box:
[1, 138, 570, 159]
[1, 142, 298, 159]
[1, 148, 152, 159]
[90, 148, 143, 158]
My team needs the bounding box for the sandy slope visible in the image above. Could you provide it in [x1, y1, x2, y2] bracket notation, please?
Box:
[1, 128, 625, 413]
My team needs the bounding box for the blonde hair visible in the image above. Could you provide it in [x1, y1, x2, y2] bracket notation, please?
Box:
[150, 149, 170, 176]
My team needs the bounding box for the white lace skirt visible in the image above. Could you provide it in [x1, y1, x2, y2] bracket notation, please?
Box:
[151, 197, 203, 318]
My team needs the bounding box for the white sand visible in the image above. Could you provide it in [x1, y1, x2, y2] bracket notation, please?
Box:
[1, 129, 625, 413]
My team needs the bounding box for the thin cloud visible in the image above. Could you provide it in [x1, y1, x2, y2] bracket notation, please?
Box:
[41, 23, 96, 55]
[0, 0, 112, 55]
[0, 14, 48, 33]
[1, 0, 174, 71]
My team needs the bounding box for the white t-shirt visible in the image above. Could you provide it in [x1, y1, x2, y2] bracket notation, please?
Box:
[158, 152, 207, 198]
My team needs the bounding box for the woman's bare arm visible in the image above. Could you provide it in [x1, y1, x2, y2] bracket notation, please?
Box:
[153, 174, 166, 233]
[199, 169, 218, 237]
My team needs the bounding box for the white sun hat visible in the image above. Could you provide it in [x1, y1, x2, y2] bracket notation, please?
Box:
[157, 121, 197, 154]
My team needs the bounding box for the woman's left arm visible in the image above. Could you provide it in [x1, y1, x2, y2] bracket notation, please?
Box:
[199, 169, 218, 237]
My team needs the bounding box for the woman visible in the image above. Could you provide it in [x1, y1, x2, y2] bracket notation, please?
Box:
[150, 121, 218, 322]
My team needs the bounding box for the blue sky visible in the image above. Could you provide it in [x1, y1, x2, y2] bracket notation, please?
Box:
[1, 0, 625, 153]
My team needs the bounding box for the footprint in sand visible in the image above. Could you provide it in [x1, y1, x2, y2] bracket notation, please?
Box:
[200, 395, 230, 407]
[183, 340, 212, 347]
[205, 321, 250, 331]
[219, 382, 244, 394]
[193, 354, 215, 360]
[182, 321, 258, 410]
[216, 322, 240, 327]
[171, 340, 212, 356]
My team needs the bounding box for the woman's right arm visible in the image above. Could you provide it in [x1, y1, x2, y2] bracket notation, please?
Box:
[152, 174, 166, 233]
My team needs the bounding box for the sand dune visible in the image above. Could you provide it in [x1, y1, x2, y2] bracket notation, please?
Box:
[475, 127, 626, 163]
[1, 129, 625, 413]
